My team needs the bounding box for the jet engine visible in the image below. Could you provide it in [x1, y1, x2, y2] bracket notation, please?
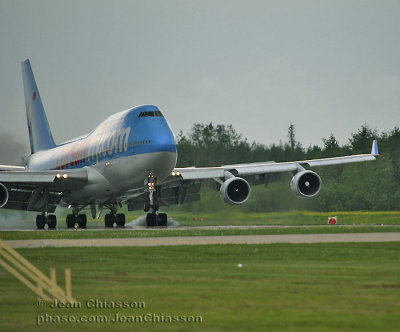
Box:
[220, 177, 251, 205]
[0, 183, 9, 208]
[290, 170, 321, 198]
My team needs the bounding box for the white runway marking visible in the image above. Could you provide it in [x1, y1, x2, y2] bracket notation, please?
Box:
[4, 232, 400, 248]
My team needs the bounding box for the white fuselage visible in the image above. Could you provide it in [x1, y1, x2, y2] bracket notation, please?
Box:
[27, 105, 178, 207]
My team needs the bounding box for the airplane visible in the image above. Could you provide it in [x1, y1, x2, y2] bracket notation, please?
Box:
[0, 59, 379, 229]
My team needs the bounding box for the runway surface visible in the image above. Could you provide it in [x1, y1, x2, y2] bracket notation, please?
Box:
[5, 232, 400, 248]
[2, 224, 399, 232]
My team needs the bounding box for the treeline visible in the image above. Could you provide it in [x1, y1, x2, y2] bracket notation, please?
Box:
[176, 123, 400, 212]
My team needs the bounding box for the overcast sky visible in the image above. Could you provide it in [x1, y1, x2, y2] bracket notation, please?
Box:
[0, 0, 399, 162]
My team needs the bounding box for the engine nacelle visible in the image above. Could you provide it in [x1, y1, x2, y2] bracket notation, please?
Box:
[0, 182, 9, 208]
[220, 177, 251, 205]
[290, 170, 321, 198]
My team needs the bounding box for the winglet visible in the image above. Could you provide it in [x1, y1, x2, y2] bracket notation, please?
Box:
[371, 140, 379, 156]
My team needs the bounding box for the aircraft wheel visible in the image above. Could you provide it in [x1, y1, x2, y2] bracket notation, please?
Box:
[47, 215, 57, 229]
[146, 213, 157, 227]
[157, 213, 168, 227]
[105, 214, 114, 228]
[66, 214, 76, 228]
[36, 215, 46, 230]
[77, 214, 87, 228]
[116, 213, 125, 227]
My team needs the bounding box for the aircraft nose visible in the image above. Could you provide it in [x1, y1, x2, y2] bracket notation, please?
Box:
[152, 127, 177, 153]
[132, 106, 177, 153]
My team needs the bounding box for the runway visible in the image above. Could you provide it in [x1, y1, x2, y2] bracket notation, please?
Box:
[4, 232, 400, 248]
[2, 223, 399, 232]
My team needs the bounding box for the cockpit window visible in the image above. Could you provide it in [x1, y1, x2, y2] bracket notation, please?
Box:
[138, 111, 163, 118]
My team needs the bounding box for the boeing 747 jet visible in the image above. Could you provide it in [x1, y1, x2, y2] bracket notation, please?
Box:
[0, 60, 379, 229]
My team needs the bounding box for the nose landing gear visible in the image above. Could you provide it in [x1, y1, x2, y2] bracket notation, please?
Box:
[144, 172, 168, 227]
[145, 212, 168, 227]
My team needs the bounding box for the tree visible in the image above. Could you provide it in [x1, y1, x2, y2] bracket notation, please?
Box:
[175, 122, 400, 212]
[349, 124, 378, 153]
[321, 134, 342, 157]
[287, 123, 296, 150]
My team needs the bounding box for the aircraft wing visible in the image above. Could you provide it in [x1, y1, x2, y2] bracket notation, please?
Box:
[125, 141, 378, 211]
[173, 140, 378, 180]
[0, 169, 88, 212]
[0, 165, 26, 171]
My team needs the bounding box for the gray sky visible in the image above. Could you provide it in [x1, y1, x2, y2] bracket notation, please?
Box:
[1, 0, 399, 162]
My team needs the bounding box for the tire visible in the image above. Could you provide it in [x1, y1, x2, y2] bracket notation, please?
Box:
[157, 213, 167, 227]
[47, 215, 57, 229]
[66, 214, 76, 228]
[146, 213, 157, 227]
[116, 213, 125, 227]
[105, 214, 114, 228]
[36, 215, 46, 230]
[77, 214, 87, 228]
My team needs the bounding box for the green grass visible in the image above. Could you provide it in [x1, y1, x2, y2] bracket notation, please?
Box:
[0, 243, 400, 331]
[1, 210, 400, 240]
[3, 210, 400, 230]
[1, 225, 400, 241]
[166, 210, 400, 226]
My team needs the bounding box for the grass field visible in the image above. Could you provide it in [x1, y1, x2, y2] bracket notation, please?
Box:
[1, 210, 400, 241]
[167, 210, 400, 226]
[1, 243, 400, 331]
[2, 209, 400, 232]
[1, 225, 400, 241]
[3, 210, 400, 229]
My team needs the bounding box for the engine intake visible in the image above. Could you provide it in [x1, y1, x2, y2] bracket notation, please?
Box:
[0, 183, 9, 208]
[290, 170, 321, 198]
[220, 177, 251, 205]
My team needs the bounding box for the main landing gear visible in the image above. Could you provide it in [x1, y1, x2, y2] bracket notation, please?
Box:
[36, 214, 57, 230]
[64, 205, 88, 229]
[104, 213, 126, 228]
[66, 214, 87, 229]
[67, 207, 125, 228]
[103, 202, 126, 228]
